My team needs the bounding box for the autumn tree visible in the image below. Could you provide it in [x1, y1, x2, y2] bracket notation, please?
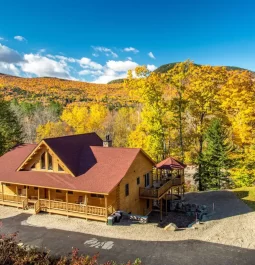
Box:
[186, 65, 228, 190]
[164, 60, 193, 162]
[126, 66, 168, 161]
[36, 121, 73, 142]
[61, 103, 108, 136]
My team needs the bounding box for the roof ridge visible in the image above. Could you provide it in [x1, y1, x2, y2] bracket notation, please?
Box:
[43, 132, 99, 141]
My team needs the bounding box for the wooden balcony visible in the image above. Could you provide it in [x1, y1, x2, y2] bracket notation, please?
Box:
[139, 176, 184, 200]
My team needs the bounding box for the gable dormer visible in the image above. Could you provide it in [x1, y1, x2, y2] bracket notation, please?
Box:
[17, 140, 74, 176]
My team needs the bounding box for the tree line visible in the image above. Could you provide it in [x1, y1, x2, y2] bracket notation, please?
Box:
[1, 61, 254, 190]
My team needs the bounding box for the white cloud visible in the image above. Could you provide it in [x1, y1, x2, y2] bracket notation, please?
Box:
[21, 53, 72, 79]
[92, 59, 139, 84]
[79, 69, 103, 76]
[148, 52, 156, 59]
[123, 47, 139, 53]
[106, 60, 138, 72]
[0, 44, 23, 63]
[92, 53, 99, 57]
[147, 64, 157, 71]
[92, 71, 126, 84]
[92, 46, 118, 58]
[0, 37, 5, 41]
[38, 49, 46, 53]
[0, 62, 20, 76]
[79, 57, 103, 70]
[127, 57, 132, 61]
[14, 36, 27, 42]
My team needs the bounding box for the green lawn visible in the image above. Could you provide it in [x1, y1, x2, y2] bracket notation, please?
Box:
[233, 187, 255, 211]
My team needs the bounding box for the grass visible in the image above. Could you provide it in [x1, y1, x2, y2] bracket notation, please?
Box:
[233, 187, 255, 211]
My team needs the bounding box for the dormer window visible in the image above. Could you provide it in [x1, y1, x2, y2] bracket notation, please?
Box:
[41, 152, 46, 169]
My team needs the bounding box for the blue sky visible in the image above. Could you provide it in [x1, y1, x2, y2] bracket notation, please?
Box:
[0, 0, 255, 83]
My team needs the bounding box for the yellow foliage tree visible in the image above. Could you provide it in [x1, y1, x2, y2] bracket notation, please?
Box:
[36, 121, 73, 142]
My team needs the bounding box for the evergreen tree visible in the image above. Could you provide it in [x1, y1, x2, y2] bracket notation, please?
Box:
[0, 100, 23, 156]
[195, 119, 232, 190]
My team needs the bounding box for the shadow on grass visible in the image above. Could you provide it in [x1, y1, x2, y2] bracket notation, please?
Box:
[233, 189, 255, 211]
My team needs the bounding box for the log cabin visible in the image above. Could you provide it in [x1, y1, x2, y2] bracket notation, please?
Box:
[0, 133, 185, 222]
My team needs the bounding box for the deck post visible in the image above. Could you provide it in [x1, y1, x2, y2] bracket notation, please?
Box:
[26, 186, 28, 199]
[38, 188, 40, 200]
[49, 189, 51, 210]
[160, 198, 163, 222]
[1, 183, 4, 201]
[105, 195, 108, 222]
[85, 194, 88, 220]
[165, 194, 167, 216]
[66, 191, 68, 215]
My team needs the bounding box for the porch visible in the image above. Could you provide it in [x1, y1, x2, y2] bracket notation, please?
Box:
[0, 183, 116, 222]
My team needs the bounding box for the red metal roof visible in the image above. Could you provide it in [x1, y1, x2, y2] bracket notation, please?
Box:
[0, 134, 153, 193]
[156, 157, 186, 170]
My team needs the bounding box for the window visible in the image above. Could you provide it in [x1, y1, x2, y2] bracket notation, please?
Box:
[68, 191, 73, 195]
[91, 194, 104, 198]
[58, 164, 64, 172]
[56, 190, 62, 193]
[125, 184, 129, 197]
[34, 187, 38, 190]
[137, 177, 140, 185]
[31, 163, 36, 169]
[48, 153, 53, 170]
[41, 152, 46, 169]
[147, 199, 150, 209]
[144, 173, 150, 187]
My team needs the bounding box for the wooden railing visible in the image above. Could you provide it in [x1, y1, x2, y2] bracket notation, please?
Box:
[22, 198, 28, 210]
[34, 199, 109, 218]
[1, 194, 26, 203]
[139, 176, 184, 199]
[34, 200, 40, 214]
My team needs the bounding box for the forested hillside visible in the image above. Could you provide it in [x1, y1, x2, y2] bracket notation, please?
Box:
[0, 74, 127, 107]
[1, 61, 255, 190]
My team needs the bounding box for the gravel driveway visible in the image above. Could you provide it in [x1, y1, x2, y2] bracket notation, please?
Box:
[1, 190, 255, 250]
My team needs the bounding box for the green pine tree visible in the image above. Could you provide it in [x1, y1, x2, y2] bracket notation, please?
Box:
[195, 119, 232, 190]
[0, 99, 23, 156]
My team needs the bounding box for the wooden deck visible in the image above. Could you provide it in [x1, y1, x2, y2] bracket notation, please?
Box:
[139, 176, 184, 200]
[0, 193, 116, 222]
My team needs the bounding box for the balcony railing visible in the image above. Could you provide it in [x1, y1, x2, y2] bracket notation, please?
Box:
[139, 176, 184, 199]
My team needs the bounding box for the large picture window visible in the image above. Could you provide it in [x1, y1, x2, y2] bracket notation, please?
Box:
[41, 152, 46, 169]
[48, 153, 53, 170]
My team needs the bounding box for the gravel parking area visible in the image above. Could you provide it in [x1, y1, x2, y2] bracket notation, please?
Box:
[1, 190, 255, 249]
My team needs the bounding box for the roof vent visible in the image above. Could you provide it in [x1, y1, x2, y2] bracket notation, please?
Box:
[103, 134, 112, 147]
